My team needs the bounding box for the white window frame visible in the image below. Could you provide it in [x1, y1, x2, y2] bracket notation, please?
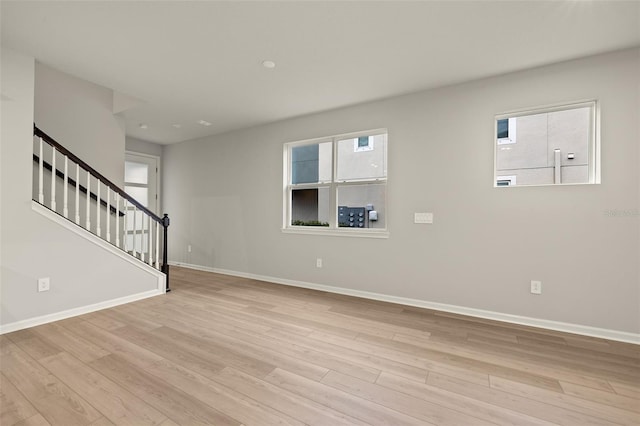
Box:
[493, 100, 600, 188]
[282, 129, 389, 238]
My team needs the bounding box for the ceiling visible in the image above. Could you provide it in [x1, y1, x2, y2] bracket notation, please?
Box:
[2, 1, 639, 145]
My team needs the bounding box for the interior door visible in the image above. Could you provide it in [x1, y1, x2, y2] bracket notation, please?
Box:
[124, 152, 159, 257]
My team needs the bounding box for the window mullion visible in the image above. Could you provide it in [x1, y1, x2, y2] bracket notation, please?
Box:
[330, 138, 338, 229]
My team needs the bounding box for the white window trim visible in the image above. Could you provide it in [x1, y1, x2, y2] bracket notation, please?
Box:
[493, 99, 599, 188]
[283, 129, 389, 238]
[281, 227, 389, 238]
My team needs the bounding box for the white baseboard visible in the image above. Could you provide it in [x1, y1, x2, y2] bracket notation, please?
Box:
[0, 289, 163, 334]
[170, 261, 640, 345]
[0, 202, 169, 334]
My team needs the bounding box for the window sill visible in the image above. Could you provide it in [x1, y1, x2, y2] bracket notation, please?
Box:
[281, 227, 389, 239]
[494, 181, 600, 188]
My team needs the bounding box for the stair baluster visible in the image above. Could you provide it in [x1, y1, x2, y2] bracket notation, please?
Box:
[115, 193, 120, 247]
[63, 156, 69, 218]
[50, 147, 56, 211]
[75, 163, 80, 224]
[96, 180, 101, 237]
[85, 171, 91, 231]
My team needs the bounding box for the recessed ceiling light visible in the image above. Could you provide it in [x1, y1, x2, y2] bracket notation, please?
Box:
[172, 124, 182, 128]
[262, 60, 276, 69]
[139, 123, 148, 129]
[197, 120, 212, 126]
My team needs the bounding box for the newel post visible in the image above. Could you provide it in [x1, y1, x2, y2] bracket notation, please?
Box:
[162, 213, 171, 292]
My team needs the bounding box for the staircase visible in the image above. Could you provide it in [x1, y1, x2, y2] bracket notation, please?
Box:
[32, 125, 171, 290]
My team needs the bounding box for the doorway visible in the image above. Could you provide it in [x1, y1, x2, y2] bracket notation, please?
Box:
[124, 152, 160, 258]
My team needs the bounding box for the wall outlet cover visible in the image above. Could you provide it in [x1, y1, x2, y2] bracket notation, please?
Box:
[38, 277, 50, 292]
[530, 280, 542, 295]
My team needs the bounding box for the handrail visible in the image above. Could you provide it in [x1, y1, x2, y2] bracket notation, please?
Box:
[34, 125, 163, 224]
[34, 124, 170, 291]
[32, 154, 125, 217]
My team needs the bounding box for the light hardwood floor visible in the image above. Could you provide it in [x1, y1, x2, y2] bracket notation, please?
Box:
[1, 266, 639, 425]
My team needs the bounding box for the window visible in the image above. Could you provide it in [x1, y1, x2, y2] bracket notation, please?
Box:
[497, 119, 509, 139]
[494, 100, 599, 186]
[496, 175, 517, 186]
[496, 118, 516, 145]
[284, 130, 388, 236]
[354, 136, 374, 152]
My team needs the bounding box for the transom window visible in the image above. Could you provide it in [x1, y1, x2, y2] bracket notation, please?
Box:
[284, 130, 388, 236]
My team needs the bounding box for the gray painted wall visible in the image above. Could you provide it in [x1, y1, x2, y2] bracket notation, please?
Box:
[163, 49, 640, 334]
[35, 63, 126, 186]
[126, 136, 164, 158]
[1, 48, 161, 328]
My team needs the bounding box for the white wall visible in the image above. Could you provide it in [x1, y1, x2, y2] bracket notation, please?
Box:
[126, 136, 164, 158]
[35, 63, 125, 186]
[163, 48, 640, 335]
[1, 48, 162, 330]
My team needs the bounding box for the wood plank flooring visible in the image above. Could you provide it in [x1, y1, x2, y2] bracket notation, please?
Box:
[1, 266, 639, 425]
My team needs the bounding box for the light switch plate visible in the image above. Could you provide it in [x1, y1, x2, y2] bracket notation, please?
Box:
[414, 212, 433, 224]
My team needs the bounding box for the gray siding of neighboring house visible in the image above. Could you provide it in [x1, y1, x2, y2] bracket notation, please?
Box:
[496, 106, 591, 185]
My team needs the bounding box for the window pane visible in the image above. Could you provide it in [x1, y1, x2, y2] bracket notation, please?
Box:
[125, 161, 148, 184]
[546, 106, 591, 165]
[125, 186, 148, 207]
[337, 134, 387, 181]
[291, 188, 330, 226]
[495, 103, 594, 186]
[291, 142, 332, 184]
[337, 184, 386, 229]
[497, 119, 509, 139]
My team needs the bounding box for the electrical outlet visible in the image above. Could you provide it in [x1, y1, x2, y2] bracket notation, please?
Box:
[187, 245, 192, 253]
[38, 277, 50, 292]
[316, 258, 323, 268]
[530, 280, 542, 295]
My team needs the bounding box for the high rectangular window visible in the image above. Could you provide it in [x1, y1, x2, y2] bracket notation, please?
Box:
[284, 130, 388, 236]
[494, 101, 599, 186]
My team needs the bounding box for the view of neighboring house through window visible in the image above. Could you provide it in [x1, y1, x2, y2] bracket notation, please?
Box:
[285, 131, 387, 233]
[494, 100, 598, 186]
